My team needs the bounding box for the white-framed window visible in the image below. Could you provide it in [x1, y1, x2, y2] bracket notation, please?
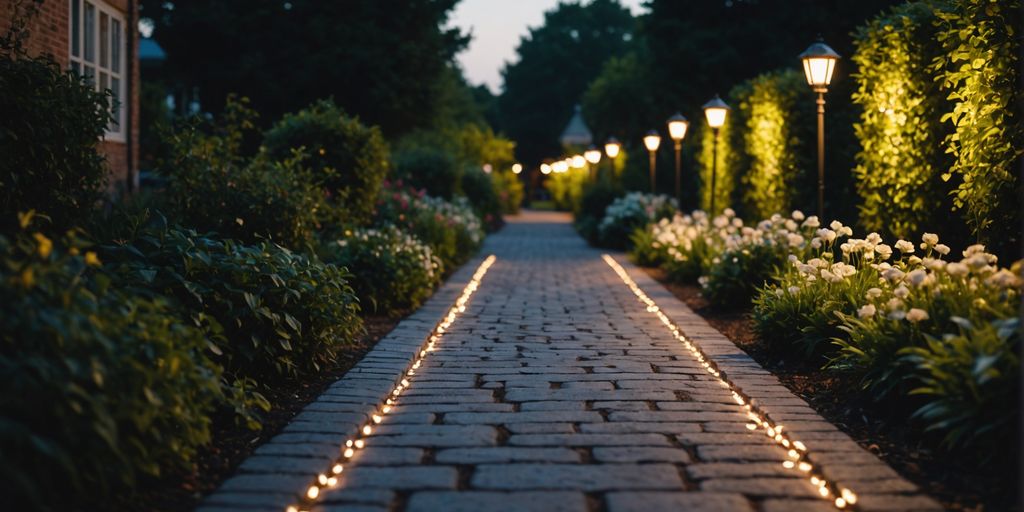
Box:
[69, 0, 126, 141]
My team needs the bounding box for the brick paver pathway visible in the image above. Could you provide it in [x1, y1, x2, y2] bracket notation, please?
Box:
[202, 211, 942, 512]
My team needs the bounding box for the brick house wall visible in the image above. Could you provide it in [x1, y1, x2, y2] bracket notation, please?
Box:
[1, 0, 139, 194]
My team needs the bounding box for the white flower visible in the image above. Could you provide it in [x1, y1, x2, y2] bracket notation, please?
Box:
[882, 268, 905, 283]
[788, 254, 800, 263]
[963, 244, 986, 257]
[802, 216, 820, 228]
[934, 243, 950, 255]
[820, 269, 843, 283]
[895, 240, 915, 253]
[906, 269, 930, 288]
[787, 233, 804, 247]
[945, 262, 969, 277]
[866, 287, 883, 299]
[886, 297, 905, 311]
[893, 285, 910, 299]
[857, 304, 876, 318]
[986, 269, 1021, 289]
[829, 220, 844, 231]
[816, 228, 837, 243]
[788, 286, 801, 295]
[791, 210, 805, 221]
[921, 233, 939, 247]
[810, 238, 822, 249]
[866, 232, 883, 245]
[906, 308, 929, 323]
[888, 309, 906, 321]
[875, 244, 893, 260]
[775, 288, 784, 297]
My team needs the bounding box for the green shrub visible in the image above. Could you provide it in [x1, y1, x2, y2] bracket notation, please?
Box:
[0, 14, 111, 235]
[320, 225, 441, 314]
[159, 98, 324, 251]
[264, 99, 390, 226]
[703, 243, 786, 308]
[852, 2, 952, 239]
[461, 167, 504, 231]
[493, 170, 524, 215]
[640, 209, 743, 283]
[376, 182, 484, 270]
[393, 146, 461, 199]
[574, 181, 622, 244]
[931, 0, 1022, 254]
[106, 225, 363, 384]
[0, 221, 226, 509]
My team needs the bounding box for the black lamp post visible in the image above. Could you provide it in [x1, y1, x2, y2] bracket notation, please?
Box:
[603, 137, 621, 183]
[643, 130, 662, 194]
[799, 38, 840, 219]
[702, 95, 730, 215]
[667, 112, 690, 205]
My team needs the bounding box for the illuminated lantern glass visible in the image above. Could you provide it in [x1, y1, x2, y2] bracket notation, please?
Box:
[571, 155, 586, 169]
[584, 146, 602, 164]
[799, 39, 840, 89]
[604, 137, 621, 158]
[643, 130, 661, 152]
[667, 112, 689, 141]
[703, 95, 731, 129]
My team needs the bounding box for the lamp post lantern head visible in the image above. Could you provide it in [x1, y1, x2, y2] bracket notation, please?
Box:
[553, 160, 569, 173]
[512, 163, 523, 174]
[667, 113, 690, 142]
[643, 130, 662, 152]
[799, 38, 840, 91]
[540, 163, 552, 175]
[571, 154, 586, 169]
[604, 137, 621, 158]
[703, 95, 730, 129]
[584, 145, 602, 164]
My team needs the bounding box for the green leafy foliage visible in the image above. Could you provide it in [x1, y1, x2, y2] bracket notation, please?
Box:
[851, 2, 953, 239]
[158, 97, 324, 251]
[320, 225, 441, 314]
[263, 99, 390, 226]
[393, 146, 461, 199]
[461, 168, 505, 231]
[597, 193, 677, 250]
[930, 0, 1022, 254]
[493, 170, 525, 215]
[734, 70, 812, 219]
[574, 181, 624, 244]
[105, 225, 363, 384]
[0, 222, 227, 509]
[704, 243, 786, 308]
[0, 15, 110, 235]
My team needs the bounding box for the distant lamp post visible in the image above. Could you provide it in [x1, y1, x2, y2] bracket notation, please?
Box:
[512, 163, 523, 175]
[800, 37, 840, 219]
[540, 163, 552, 175]
[667, 112, 690, 205]
[703, 95, 730, 216]
[553, 160, 568, 173]
[603, 137, 621, 182]
[643, 130, 662, 193]
[584, 145, 602, 180]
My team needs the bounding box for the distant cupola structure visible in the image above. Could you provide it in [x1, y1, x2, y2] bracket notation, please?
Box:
[559, 104, 593, 147]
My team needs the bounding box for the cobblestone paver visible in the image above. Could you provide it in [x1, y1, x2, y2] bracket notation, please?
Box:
[202, 211, 942, 512]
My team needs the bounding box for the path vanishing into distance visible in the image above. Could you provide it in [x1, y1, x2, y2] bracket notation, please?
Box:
[201, 211, 942, 512]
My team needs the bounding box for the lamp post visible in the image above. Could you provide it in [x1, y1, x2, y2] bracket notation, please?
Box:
[799, 37, 840, 219]
[604, 137, 621, 183]
[702, 95, 730, 216]
[512, 163, 523, 175]
[643, 130, 661, 194]
[571, 154, 586, 170]
[667, 112, 690, 205]
[584, 145, 602, 181]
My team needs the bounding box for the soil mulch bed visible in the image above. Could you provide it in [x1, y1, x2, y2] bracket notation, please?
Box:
[642, 266, 1017, 512]
[109, 314, 402, 512]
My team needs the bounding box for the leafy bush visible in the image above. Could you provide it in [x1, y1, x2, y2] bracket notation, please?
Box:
[461, 167, 504, 231]
[264, 99, 390, 226]
[375, 181, 484, 270]
[159, 98, 324, 251]
[574, 181, 623, 244]
[392, 145, 461, 199]
[930, 0, 1022, 253]
[106, 225, 363, 384]
[320, 225, 441, 314]
[852, 2, 952, 239]
[493, 169, 524, 215]
[0, 17, 110, 234]
[597, 192, 677, 250]
[637, 209, 742, 283]
[0, 221, 226, 509]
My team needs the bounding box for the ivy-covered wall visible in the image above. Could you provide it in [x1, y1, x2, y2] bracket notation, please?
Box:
[734, 70, 812, 219]
[851, 2, 954, 239]
[931, 0, 1021, 253]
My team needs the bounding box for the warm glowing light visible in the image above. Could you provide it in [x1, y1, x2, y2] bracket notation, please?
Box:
[584, 146, 602, 164]
[835, 497, 847, 508]
[317, 474, 328, 485]
[306, 486, 319, 499]
[703, 95, 730, 129]
[552, 160, 569, 173]
[841, 489, 857, 505]
[362, 425, 372, 435]
[571, 155, 586, 169]
[540, 163, 551, 175]
[344, 448, 355, 458]
[512, 163, 523, 174]
[372, 414, 382, 424]
[643, 131, 661, 152]
[332, 464, 343, 474]
[354, 439, 365, 449]
[667, 113, 689, 141]
[287, 506, 299, 512]
[783, 460, 795, 469]
[800, 39, 840, 89]
[604, 137, 621, 158]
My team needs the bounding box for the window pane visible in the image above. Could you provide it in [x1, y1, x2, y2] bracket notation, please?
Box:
[83, 2, 95, 63]
[99, 13, 108, 68]
[99, 71, 108, 93]
[71, 61, 80, 74]
[83, 64, 95, 87]
[110, 77, 121, 131]
[70, 0, 80, 57]
[111, 19, 121, 73]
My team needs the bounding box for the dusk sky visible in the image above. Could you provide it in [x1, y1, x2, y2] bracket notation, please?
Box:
[450, 0, 647, 93]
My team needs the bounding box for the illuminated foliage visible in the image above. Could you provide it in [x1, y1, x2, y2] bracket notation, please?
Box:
[930, 0, 1022, 251]
[851, 2, 953, 239]
[735, 70, 810, 219]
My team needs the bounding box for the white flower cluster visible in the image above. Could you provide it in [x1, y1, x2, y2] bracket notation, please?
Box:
[599, 192, 679, 236]
[420, 196, 485, 244]
[337, 224, 439, 277]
